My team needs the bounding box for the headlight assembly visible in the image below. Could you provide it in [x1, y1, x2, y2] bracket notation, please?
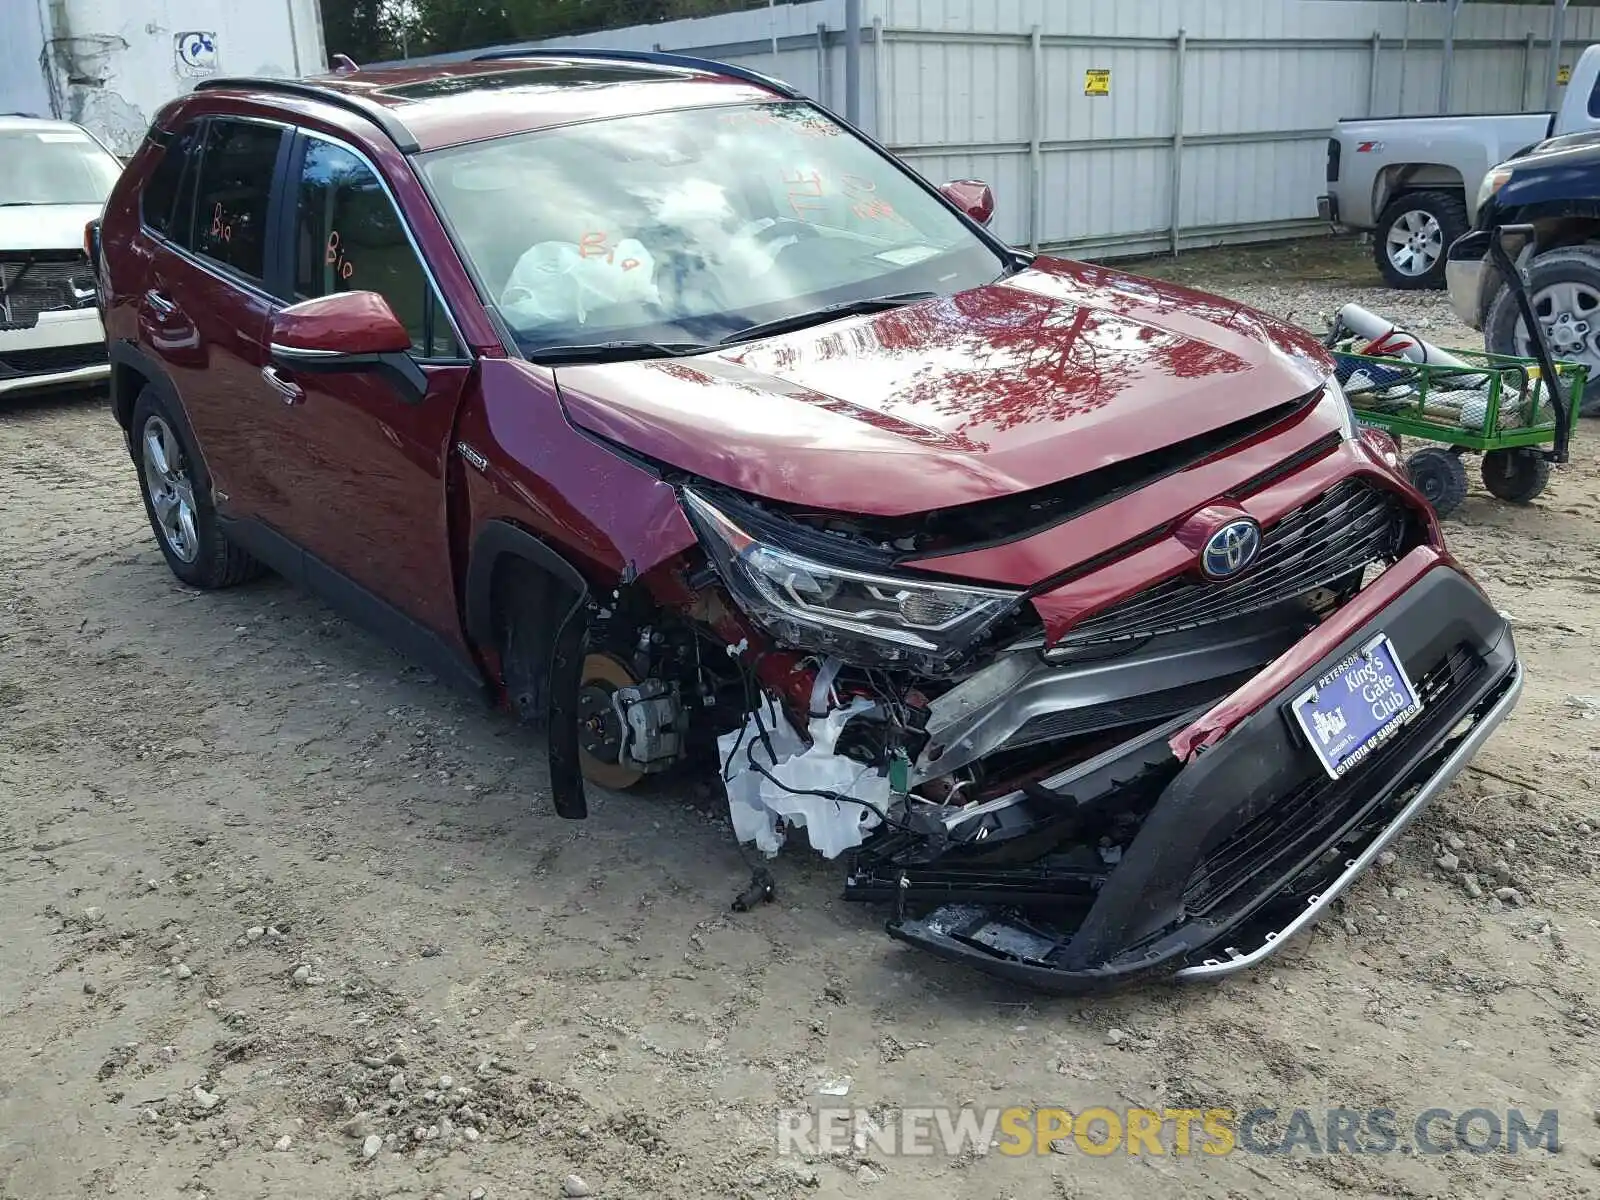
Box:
[680, 488, 1022, 671]
[1322, 373, 1359, 441]
[1477, 165, 1514, 212]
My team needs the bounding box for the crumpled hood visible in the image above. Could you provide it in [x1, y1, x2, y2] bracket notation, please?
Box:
[0, 203, 102, 253]
[555, 256, 1331, 517]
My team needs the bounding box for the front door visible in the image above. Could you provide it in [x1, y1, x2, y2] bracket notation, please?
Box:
[258, 131, 473, 661]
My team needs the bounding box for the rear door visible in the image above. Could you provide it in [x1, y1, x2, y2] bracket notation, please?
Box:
[258, 129, 474, 655]
[138, 117, 290, 516]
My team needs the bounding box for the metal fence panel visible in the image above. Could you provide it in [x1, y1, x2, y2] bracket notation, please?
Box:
[513, 0, 1600, 258]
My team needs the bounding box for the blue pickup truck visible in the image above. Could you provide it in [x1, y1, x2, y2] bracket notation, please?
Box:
[1446, 129, 1600, 415]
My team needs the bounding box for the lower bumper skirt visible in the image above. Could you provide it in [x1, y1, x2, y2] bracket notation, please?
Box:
[1175, 656, 1519, 980]
[0, 361, 109, 396]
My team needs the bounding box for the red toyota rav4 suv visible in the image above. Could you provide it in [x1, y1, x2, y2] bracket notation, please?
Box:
[94, 51, 1520, 990]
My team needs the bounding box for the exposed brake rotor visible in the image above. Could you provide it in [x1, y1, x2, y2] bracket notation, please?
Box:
[576, 652, 646, 789]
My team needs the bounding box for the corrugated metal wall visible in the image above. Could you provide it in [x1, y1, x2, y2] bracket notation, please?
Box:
[519, 0, 1600, 258]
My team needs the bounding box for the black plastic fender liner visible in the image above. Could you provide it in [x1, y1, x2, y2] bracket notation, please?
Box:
[109, 340, 187, 443]
[463, 520, 591, 651]
[462, 520, 594, 819]
[545, 589, 591, 820]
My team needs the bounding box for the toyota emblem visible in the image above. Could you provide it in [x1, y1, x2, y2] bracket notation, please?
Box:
[1200, 518, 1262, 580]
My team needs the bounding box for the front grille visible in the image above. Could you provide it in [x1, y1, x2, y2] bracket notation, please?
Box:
[0, 253, 97, 330]
[0, 341, 107, 377]
[1181, 642, 1484, 917]
[1056, 480, 1410, 648]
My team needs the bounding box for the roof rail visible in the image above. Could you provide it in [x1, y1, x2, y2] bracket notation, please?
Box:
[469, 46, 801, 98]
[192, 77, 420, 153]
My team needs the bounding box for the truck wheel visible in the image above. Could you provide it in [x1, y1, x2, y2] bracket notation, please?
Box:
[1405, 447, 1469, 516]
[1373, 191, 1468, 290]
[130, 387, 263, 589]
[1484, 243, 1600, 416]
[1481, 448, 1551, 503]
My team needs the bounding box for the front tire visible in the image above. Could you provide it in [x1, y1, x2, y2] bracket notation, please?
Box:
[130, 388, 261, 589]
[1373, 191, 1468, 290]
[1484, 243, 1600, 416]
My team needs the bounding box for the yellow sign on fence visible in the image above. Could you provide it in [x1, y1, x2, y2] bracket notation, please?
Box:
[1085, 68, 1110, 97]
[1558, 64, 1573, 85]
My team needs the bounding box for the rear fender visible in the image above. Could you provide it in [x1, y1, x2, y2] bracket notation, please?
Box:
[1374, 163, 1464, 217]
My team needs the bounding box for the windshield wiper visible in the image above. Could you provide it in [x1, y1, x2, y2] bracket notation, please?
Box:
[716, 291, 939, 347]
[525, 340, 710, 365]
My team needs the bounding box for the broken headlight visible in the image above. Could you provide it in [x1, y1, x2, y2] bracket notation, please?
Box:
[1323, 373, 1358, 441]
[681, 487, 1022, 671]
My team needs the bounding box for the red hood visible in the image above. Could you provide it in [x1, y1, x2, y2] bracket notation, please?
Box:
[554, 256, 1331, 517]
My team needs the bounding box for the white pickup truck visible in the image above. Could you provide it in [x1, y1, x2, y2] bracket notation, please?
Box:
[1320, 42, 1600, 289]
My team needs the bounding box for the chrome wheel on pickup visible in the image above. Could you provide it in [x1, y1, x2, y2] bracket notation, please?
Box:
[1373, 191, 1468, 290]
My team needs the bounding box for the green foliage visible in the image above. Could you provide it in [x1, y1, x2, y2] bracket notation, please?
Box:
[320, 0, 780, 63]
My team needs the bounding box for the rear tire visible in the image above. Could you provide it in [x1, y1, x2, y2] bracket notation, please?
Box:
[1405, 446, 1469, 517]
[1484, 243, 1600, 416]
[130, 387, 262, 589]
[1480, 447, 1551, 503]
[1373, 190, 1468, 290]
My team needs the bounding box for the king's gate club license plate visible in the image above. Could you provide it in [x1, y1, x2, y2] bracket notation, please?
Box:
[1289, 634, 1423, 780]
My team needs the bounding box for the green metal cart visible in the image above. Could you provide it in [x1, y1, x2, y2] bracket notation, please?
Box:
[1325, 224, 1584, 518]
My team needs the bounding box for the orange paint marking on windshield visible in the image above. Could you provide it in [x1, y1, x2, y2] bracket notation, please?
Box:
[779, 168, 825, 219]
[579, 230, 642, 269]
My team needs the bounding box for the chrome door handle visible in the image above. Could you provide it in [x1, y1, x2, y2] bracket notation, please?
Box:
[261, 365, 305, 405]
[143, 288, 177, 316]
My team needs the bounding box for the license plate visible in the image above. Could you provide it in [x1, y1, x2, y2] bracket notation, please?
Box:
[1289, 634, 1423, 779]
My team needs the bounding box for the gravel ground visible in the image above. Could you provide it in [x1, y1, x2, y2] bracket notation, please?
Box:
[3, 235, 1600, 1200]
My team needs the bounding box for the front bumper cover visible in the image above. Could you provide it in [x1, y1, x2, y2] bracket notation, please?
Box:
[850, 558, 1517, 991]
[0, 308, 108, 396]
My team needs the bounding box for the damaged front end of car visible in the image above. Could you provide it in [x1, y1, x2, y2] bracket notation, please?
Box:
[545, 386, 1520, 993]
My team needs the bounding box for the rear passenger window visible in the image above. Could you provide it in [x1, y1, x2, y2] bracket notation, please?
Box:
[292, 137, 459, 358]
[141, 121, 203, 239]
[192, 120, 283, 280]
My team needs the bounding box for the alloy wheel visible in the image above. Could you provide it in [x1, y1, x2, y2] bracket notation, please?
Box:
[1384, 209, 1444, 277]
[141, 415, 200, 563]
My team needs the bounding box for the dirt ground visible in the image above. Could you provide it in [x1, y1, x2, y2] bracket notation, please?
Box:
[4, 234, 1600, 1200]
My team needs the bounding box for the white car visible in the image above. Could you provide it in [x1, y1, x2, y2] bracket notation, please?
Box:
[0, 114, 122, 398]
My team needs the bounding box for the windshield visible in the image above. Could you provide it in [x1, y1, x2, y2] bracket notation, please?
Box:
[418, 102, 1008, 354]
[0, 128, 121, 206]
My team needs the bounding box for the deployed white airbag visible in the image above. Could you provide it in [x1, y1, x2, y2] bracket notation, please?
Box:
[500, 238, 660, 328]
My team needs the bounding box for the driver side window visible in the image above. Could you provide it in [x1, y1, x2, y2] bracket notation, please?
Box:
[291, 136, 459, 358]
